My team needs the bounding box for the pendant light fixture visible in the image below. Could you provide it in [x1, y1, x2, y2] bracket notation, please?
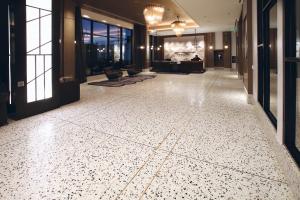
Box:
[171, 16, 186, 37]
[143, 4, 165, 25]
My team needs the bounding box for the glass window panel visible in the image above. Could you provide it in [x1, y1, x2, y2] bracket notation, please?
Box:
[93, 22, 107, 36]
[269, 3, 278, 118]
[109, 38, 121, 63]
[83, 34, 91, 44]
[27, 81, 36, 103]
[82, 19, 91, 34]
[45, 55, 52, 71]
[41, 15, 52, 46]
[41, 42, 52, 54]
[27, 56, 35, 83]
[26, 19, 39, 53]
[36, 55, 44, 76]
[94, 35, 107, 45]
[26, 0, 52, 11]
[26, 6, 39, 21]
[45, 70, 52, 99]
[36, 74, 45, 101]
[40, 10, 51, 18]
[110, 25, 120, 38]
[28, 48, 40, 55]
[122, 29, 132, 65]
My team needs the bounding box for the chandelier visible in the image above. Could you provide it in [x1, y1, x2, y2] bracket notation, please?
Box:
[143, 4, 165, 25]
[171, 16, 186, 37]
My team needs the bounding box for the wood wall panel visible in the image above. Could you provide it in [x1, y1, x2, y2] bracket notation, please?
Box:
[204, 32, 215, 68]
[133, 24, 147, 68]
[63, 0, 76, 78]
[236, 0, 253, 94]
[223, 31, 232, 68]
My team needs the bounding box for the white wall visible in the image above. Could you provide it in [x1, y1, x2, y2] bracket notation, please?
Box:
[215, 32, 223, 50]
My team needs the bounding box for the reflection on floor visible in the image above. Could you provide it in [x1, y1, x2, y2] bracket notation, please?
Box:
[0, 70, 294, 199]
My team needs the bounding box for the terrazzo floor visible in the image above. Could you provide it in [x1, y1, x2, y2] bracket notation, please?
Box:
[0, 70, 295, 200]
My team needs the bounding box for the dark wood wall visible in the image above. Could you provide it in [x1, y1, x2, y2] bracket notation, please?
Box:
[204, 32, 215, 68]
[133, 24, 147, 68]
[223, 32, 232, 68]
[236, 0, 253, 95]
[237, 15, 243, 78]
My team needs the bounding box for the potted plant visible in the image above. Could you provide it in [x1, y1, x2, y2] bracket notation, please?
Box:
[0, 83, 8, 126]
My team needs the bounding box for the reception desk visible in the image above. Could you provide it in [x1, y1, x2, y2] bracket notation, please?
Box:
[152, 60, 205, 73]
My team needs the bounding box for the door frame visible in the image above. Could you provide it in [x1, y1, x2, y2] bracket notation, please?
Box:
[284, 0, 300, 166]
[9, 0, 61, 119]
[258, 0, 278, 127]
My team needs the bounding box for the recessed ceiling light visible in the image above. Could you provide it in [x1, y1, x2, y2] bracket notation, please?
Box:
[117, 24, 121, 26]
[82, 15, 90, 18]
[102, 20, 107, 23]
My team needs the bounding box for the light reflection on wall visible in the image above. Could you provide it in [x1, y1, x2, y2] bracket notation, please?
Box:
[297, 41, 300, 57]
[164, 36, 205, 62]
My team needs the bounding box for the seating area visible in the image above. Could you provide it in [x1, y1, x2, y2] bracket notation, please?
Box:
[103, 64, 142, 81]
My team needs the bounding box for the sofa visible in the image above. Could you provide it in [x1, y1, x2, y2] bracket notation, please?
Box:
[103, 67, 123, 81]
[125, 64, 142, 77]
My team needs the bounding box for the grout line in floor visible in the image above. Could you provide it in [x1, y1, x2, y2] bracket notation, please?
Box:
[137, 72, 221, 199]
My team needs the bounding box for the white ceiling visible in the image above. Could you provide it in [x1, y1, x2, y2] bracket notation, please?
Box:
[170, 0, 242, 33]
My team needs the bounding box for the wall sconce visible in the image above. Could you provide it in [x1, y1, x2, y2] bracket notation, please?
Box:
[140, 45, 145, 50]
[224, 45, 229, 49]
[209, 46, 214, 50]
[157, 47, 161, 51]
[74, 41, 77, 44]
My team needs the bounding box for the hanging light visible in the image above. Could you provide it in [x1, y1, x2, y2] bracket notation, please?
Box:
[171, 16, 186, 37]
[143, 4, 165, 25]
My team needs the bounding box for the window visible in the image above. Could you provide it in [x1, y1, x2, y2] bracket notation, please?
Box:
[109, 25, 121, 65]
[26, 0, 52, 103]
[82, 19, 91, 44]
[122, 29, 132, 65]
[92, 22, 108, 74]
[81, 18, 133, 75]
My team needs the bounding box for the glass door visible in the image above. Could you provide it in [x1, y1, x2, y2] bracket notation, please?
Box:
[285, 0, 300, 166]
[26, 0, 53, 103]
[258, 0, 278, 127]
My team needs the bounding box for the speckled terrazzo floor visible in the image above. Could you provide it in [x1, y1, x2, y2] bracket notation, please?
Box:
[0, 70, 294, 200]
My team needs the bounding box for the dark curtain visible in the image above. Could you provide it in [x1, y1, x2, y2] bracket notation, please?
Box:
[75, 6, 86, 83]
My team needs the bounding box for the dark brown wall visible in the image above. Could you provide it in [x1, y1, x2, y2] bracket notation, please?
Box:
[62, 0, 76, 78]
[205, 32, 215, 68]
[223, 32, 232, 68]
[237, 0, 253, 94]
[237, 16, 243, 77]
[133, 24, 147, 68]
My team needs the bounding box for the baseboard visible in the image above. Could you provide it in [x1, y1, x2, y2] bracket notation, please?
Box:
[254, 103, 300, 200]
